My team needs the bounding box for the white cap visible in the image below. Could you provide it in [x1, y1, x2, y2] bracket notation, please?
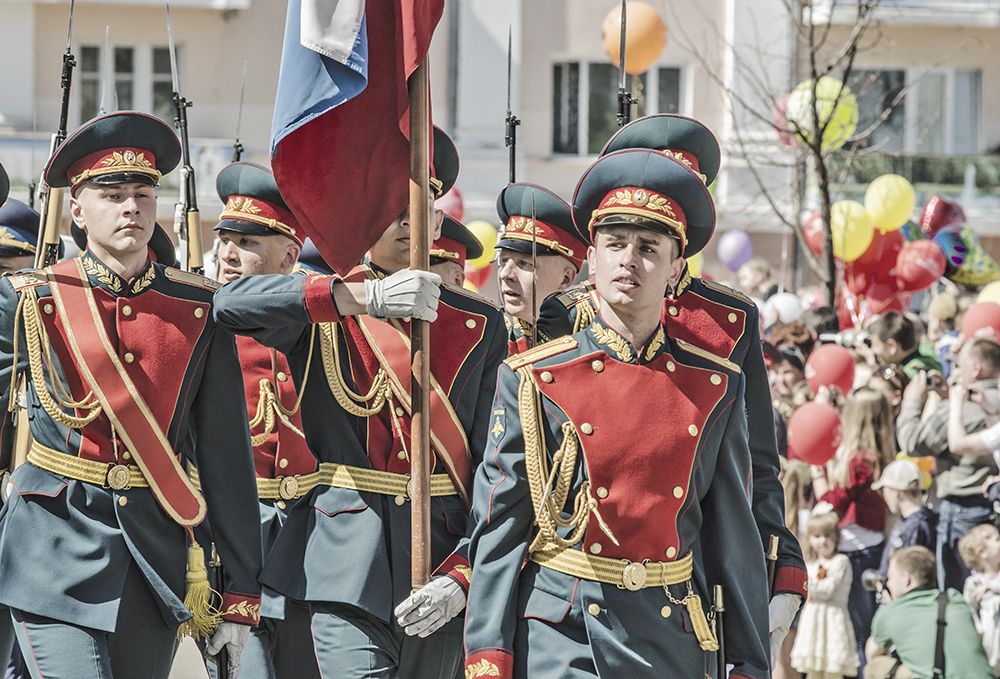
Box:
[872, 459, 922, 491]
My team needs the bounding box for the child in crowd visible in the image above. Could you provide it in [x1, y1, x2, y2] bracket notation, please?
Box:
[874, 458, 937, 574]
[791, 511, 859, 679]
[959, 524, 1000, 675]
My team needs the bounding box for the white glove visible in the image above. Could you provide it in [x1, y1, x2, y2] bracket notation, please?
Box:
[204, 621, 251, 679]
[365, 269, 441, 321]
[768, 593, 801, 668]
[394, 576, 467, 638]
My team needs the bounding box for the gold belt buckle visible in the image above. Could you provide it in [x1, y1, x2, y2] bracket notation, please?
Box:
[278, 476, 299, 500]
[106, 464, 131, 491]
[622, 561, 648, 591]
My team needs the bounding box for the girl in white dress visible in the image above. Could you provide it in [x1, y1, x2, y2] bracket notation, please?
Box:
[791, 510, 860, 679]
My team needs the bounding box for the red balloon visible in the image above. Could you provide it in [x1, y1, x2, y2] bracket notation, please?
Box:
[896, 240, 946, 293]
[805, 344, 856, 396]
[787, 402, 843, 465]
[464, 261, 493, 290]
[920, 196, 966, 238]
[962, 302, 1000, 342]
[846, 228, 904, 296]
[804, 210, 824, 256]
[435, 186, 464, 222]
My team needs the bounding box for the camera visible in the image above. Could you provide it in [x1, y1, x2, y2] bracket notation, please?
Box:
[861, 568, 887, 592]
[926, 374, 942, 388]
[818, 331, 872, 348]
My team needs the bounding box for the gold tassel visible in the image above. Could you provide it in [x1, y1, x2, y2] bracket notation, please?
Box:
[176, 536, 222, 640]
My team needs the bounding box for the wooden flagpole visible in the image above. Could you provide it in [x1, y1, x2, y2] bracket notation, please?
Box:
[408, 58, 432, 591]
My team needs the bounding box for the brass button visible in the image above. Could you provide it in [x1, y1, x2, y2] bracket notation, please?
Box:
[122, 305, 132, 316]
[580, 423, 594, 435]
[195, 308, 205, 319]
[673, 486, 684, 498]
[397, 450, 407, 459]
[43, 304, 54, 314]
[465, 319, 476, 329]
[660, 606, 671, 618]
[277, 372, 288, 382]
[587, 603, 601, 617]
[123, 352, 135, 364]
[592, 360, 604, 373]
[395, 495, 406, 506]
[666, 361, 675, 372]
[667, 306, 679, 317]
[540, 371, 553, 383]
[276, 500, 286, 510]
[710, 374, 721, 385]
[688, 424, 698, 436]
[596, 486, 608, 499]
[118, 496, 128, 507]
[665, 546, 677, 559]
[728, 312, 737, 323]
[395, 407, 405, 417]
[589, 542, 602, 555]
[122, 451, 131, 460]
[279, 458, 288, 469]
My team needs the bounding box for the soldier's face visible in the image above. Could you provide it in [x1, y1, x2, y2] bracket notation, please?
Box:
[588, 225, 683, 318]
[217, 229, 300, 281]
[70, 182, 155, 259]
[498, 249, 576, 322]
[369, 201, 444, 275]
[0, 255, 35, 275]
[430, 260, 465, 287]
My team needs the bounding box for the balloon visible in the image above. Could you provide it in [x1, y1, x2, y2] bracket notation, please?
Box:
[895, 240, 946, 293]
[602, 2, 667, 75]
[466, 221, 498, 269]
[830, 200, 874, 262]
[763, 292, 803, 325]
[846, 227, 904, 296]
[920, 196, 966, 238]
[785, 77, 858, 151]
[716, 230, 754, 272]
[864, 174, 915, 232]
[803, 210, 824, 257]
[933, 224, 1000, 287]
[771, 94, 800, 147]
[435, 186, 464, 222]
[805, 344, 856, 396]
[961, 302, 1000, 342]
[462, 279, 479, 294]
[687, 252, 704, 278]
[978, 281, 1000, 304]
[899, 220, 924, 243]
[787, 402, 843, 466]
[800, 288, 827, 309]
[464, 261, 493, 290]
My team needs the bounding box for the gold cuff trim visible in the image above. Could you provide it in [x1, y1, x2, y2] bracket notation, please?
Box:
[530, 545, 692, 590]
[219, 209, 297, 240]
[28, 440, 148, 489]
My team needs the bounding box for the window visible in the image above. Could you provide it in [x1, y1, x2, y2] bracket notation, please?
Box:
[78, 44, 178, 125]
[553, 62, 683, 155]
[847, 68, 981, 155]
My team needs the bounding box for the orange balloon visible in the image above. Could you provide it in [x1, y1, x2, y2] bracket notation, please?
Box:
[602, 2, 667, 75]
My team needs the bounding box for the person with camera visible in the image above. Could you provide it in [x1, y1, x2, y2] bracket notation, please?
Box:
[898, 338, 1000, 592]
[870, 312, 942, 381]
[865, 546, 993, 679]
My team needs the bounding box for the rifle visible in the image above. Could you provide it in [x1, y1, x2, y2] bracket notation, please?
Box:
[504, 27, 519, 184]
[167, 4, 204, 274]
[34, 0, 76, 269]
[714, 585, 726, 679]
[232, 60, 247, 163]
[616, 0, 635, 128]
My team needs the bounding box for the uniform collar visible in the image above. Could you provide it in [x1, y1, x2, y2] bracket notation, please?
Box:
[585, 313, 666, 366]
[506, 313, 552, 345]
[80, 250, 157, 297]
[671, 264, 693, 298]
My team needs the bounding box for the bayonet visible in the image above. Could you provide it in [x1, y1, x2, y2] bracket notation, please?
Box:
[167, 3, 204, 274]
[99, 27, 110, 116]
[531, 190, 537, 347]
[616, 0, 635, 127]
[28, 112, 36, 211]
[504, 26, 519, 184]
[232, 60, 247, 162]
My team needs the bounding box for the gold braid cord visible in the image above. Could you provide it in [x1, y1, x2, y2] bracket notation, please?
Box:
[248, 377, 307, 447]
[319, 322, 389, 417]
[573, 301, 595, 334]
[14, 287, 102, 428]
[517, 366, 617, 554]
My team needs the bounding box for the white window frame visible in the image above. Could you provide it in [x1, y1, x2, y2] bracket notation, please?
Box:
[74, 43, 176, 128]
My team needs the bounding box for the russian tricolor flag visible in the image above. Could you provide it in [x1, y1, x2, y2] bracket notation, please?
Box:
[270, 0, 444, 275]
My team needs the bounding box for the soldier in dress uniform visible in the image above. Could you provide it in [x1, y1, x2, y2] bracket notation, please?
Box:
[196, 161, 320, 679]
[0, 112, 262, 679]
[429, 214, 482, 288]
[464, 147, 770, 679]
[494, 184, 587, 355]
[0, 198, 43, 275]
[213, 126, 507, 679]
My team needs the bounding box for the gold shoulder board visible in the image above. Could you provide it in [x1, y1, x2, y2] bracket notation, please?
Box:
[674, 338, 741, 374]
[8, 271, 49, 291]
[164, 268, 223, 292]
[701, 279, 753, 306]
[504, 336, 578, 370]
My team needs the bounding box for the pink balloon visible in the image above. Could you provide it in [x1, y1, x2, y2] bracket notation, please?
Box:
[962, 302, 1000, 342]
[788, 402, 843, 466]
[435, 186, 464, 222]
[805, 344, 855, 396]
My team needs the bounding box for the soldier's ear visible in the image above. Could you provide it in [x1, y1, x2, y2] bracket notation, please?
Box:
[559, 264, 576, 290]
[69, 196, 86, 228]
[432, 209, 445, 241]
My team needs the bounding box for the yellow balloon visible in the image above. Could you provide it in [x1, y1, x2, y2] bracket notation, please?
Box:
[978, 281, 1000, 304]
[864, 174, 915, 232]
[602, 2, 667, 75]
[830, 200, 874, 262]
[785, 77, 858, 151]
[687, 252, 703, 278]
[466, 220, 498, 269]
[462, 279, 480, 294]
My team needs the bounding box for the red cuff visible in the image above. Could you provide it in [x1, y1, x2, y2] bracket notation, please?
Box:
[220, 591, 262, 625]
[301, 274, 342, 323]
[466, 649, 513, 679]
[773, 563, 809, 599]
[433, 551, 471, 593]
